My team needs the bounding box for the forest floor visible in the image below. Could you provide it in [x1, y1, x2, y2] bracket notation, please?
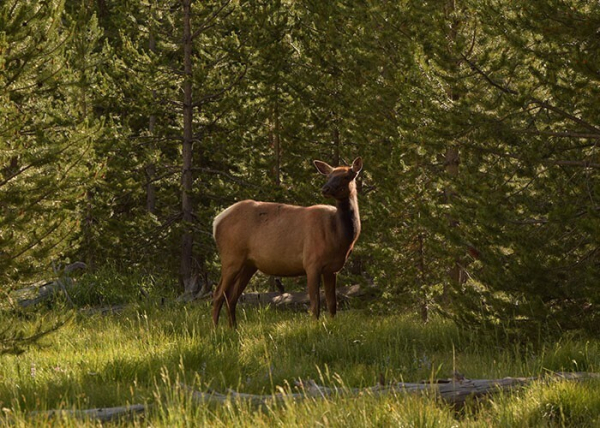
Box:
[1, 302, 599, 427]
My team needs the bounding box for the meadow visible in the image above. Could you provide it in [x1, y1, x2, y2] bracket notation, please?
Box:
[1, 301, 599, 427]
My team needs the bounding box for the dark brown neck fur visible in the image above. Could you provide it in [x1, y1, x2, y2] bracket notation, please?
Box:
[336, 191, 360, 245]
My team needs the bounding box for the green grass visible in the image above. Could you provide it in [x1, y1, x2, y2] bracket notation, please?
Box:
[1, 303, 599, 426]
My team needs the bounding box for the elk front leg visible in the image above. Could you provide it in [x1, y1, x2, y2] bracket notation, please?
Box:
[306, 269, 321, 319]
[323, 272, 337, 317]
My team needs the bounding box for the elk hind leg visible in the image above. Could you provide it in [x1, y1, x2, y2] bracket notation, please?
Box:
[212, 264, 242, 326]
[212, 278, 226, 326]
[225, 265, 257, 328]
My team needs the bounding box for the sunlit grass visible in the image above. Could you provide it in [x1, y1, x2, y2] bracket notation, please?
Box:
[1, 303, 599, 426]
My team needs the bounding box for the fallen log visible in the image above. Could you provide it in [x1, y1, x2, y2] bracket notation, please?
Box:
[237, 284, 379, 310]
[183, 372, 600, 407]
[13, 281, 58, 308]
[30, 372, 599, 421]
[78, 305, 127, 316]
[13, 262, 87, 308]
[32, 404, 145, 422]
[74, 285, 375, 315]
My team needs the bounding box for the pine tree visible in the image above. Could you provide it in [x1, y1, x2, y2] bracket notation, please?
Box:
[0, 0, 101, 352]
[0, 0, 99, 285]
[409, 0, 600, 331]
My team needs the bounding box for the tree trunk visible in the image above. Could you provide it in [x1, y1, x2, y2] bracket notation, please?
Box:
[181, 0, 195, 293]
[445, 145, 461, 290]
[331, 123, 340, 166]
[84, 189, 95, 269]
[442, 0, 464, 303]
[417, 232, 428, 322]
[268, 99, 281, 291]
[146, 164, 156, 214]
[78, 39, 95, 269]
[270, 100, 281, 186]
[146, 22, 157, 214]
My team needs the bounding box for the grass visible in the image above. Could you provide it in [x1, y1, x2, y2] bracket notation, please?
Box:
[1, 302, 599, 426]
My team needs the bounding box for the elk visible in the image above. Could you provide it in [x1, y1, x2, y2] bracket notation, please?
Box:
[212, 157, 363, 327]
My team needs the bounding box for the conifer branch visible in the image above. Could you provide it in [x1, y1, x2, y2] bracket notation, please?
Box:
[462, 54, 599, 136]
[0, 133, 92, 188]
[9, 219, 66, 261]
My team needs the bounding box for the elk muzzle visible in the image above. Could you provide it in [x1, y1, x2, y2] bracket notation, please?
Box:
[321, 184, 335, 197]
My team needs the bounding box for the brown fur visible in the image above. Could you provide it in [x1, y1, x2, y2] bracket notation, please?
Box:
[212, 157, 363, 327]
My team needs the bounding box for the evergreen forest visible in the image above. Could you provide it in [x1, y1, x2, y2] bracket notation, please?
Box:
[2, 0, 599, 335]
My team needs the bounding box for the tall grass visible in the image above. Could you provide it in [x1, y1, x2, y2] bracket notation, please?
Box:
[1, 302, 598, 426]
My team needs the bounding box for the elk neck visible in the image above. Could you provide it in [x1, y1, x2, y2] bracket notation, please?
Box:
[335, 191, 360, 245]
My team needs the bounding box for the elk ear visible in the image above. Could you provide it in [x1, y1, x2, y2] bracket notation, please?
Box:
[314, 160, 334, 175]
[351, 157, 363, 174]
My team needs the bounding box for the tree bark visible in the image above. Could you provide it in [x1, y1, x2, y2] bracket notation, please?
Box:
[180, 0, 195, 293]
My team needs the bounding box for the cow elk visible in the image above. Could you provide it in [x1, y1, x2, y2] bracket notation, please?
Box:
[212, 157, 363, 327]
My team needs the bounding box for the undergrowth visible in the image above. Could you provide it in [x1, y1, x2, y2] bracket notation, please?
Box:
[0, 302, 598, 427]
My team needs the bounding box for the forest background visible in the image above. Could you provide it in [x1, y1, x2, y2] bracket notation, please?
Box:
[1, 0, 599, 336]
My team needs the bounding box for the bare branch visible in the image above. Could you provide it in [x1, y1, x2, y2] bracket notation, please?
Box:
[195, 167, 261, 189]
[551, 160, 600, 169]
[515, 129, 600, 140]
[192, 64, 247, 107]
[460, 54, 518, 95]
[191, 0, 232, 40]
[529, 99, 600, 134]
